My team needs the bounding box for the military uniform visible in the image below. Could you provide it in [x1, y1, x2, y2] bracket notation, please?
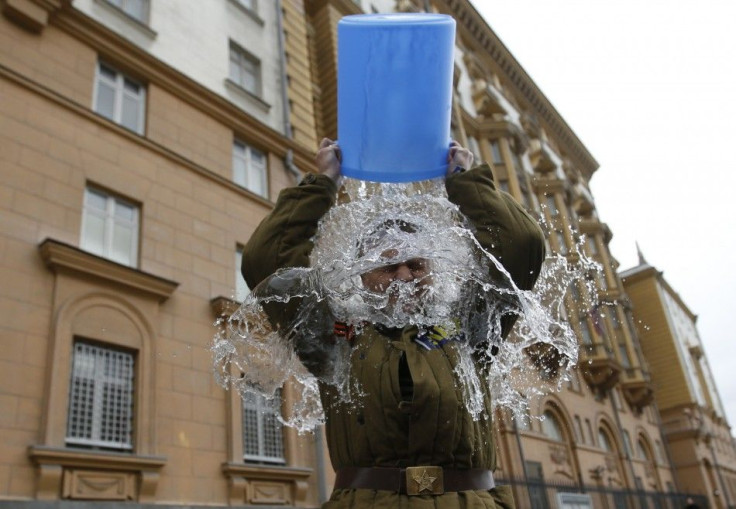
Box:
[243, 164, 545, 509]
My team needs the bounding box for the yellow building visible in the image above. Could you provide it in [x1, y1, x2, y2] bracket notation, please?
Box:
[622, 255, 736, 509]
[0, 0, 727, 508]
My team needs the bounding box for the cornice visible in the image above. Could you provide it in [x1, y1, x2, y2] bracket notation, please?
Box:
[39, 238, 179, 301]
[436, 0, 599, 179]
[0, 62, 274, 209]
[50, 6, 316, 172]
[28, 445, 167, 470]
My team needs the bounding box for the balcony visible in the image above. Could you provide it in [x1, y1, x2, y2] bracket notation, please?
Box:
[620, 367, 654, 410]
[472, 80, 508, 117]
[529, 138, 560, 173]
[578, 342, 622, 392]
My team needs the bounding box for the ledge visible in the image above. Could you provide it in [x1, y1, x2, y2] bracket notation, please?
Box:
[28, 446, 166, 502]
[39, 238, 178, 301]
[211, 295, 240, 318]
[222, 463, 312, 480]
[28, 445, 167, 470]
[92, 0, 157, 39]
[227, 0, 265, 26]
[225, 78, 272, 113]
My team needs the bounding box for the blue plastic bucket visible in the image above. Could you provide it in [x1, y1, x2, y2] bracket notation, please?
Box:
[337, 14, 456, 183]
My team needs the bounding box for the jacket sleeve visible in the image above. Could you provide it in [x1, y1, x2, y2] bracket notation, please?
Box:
[445, 163, 546, 339]
[241, 174, 338, 378]
[242, 174, 337, 289]
[445, 163, 546, 291]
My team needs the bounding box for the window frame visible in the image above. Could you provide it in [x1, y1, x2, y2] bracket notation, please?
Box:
[229, 41, 262, 97]
[235, 245, 250, 302]
[66, 340, 136, 451]
[81, 186, 140, 268]
[232, 139, 268, 198]
[102, 0, 151, 24]
[93, 62, 146, 134]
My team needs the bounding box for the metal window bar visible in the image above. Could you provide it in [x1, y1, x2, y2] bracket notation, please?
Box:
[242, 390, 285, 464]
[66, 342, 135, 450]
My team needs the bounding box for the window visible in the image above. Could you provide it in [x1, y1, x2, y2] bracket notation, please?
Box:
[586, 235, 598, 255]
[66, 341, 135, 451]
[542, 410, 564, 441]
[598, 428, 613, 451]
[94, 62, 146, 134]
[229, 42, 262, 96]
[556, 232, 567, 255]
[233, 140, 267, 197]
[242, 391, 285, 463]
[467, 136, 482, 163]
[81, 187, 139, 268]
[545, 194, 558, 216]
[104, 0, 150, 23]
[490, 140, 503, 166]
[574, 416, 585, 443]
[235, 246, 250, 301]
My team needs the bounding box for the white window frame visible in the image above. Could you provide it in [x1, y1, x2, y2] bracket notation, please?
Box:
[66, 340, 135, 451]
[235, 245, 250, 302]
[81, 186, 140, 268]
[93, 62, 146, 134]
[233, 139, 268, 198]
[242, 390, 285, 464]
[233, 0, 257, 13]
[229, 42, 262, 97]
[103, 0, 150, 24]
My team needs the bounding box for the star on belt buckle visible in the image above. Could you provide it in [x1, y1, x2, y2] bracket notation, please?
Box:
[406, 466, 444, 496]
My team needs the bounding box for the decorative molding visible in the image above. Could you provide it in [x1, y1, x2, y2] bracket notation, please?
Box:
[1, 0, 62, 32]
[48, 6, 316, 171]
[39, 238, 179, 301]
[211, 296, 240, 318]
[221, 463, 312, 506]
[436, 0, 599, 179]
[28, 446, 166, 502]
[0, 62, 277, 209]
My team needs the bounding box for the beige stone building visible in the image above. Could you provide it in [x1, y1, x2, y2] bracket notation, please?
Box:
[622, 256, 736, 509]
[0, 0, 729, 508]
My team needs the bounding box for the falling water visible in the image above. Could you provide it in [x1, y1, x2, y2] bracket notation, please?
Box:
[212, 176, 601, 433]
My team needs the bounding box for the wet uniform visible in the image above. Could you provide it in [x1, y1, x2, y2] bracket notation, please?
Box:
[243, 164, 545, 509]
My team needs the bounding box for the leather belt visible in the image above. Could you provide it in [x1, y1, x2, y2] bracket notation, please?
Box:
[334, 466, 495, 496]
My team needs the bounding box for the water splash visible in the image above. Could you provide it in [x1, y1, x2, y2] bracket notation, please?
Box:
[212, 177, 600, 432]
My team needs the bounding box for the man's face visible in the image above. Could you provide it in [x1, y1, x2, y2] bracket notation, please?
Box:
[360, 248, 432, 312]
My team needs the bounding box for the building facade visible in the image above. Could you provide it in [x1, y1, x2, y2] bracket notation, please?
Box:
[0, 0, 730, 508]
[622, 257, 736, 509]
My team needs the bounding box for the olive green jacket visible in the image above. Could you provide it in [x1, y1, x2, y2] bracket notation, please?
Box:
[242, 165, 545, 509]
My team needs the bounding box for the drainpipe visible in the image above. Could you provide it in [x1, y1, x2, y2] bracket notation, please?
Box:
[275, 0, 302, 184]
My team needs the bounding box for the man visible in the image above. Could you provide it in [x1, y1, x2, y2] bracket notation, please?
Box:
[242, 138, 545, 509]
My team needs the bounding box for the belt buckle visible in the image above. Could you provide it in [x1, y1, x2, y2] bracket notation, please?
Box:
[405, 466, 444, 496]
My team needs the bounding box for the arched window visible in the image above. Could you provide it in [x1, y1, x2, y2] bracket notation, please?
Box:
[598, 428, 613, 451]
[542, 410, 564, 441]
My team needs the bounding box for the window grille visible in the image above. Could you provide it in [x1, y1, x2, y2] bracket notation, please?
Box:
[233, 140, 267, 198]
[81, 187, 139, 268]
[229, 42, 262, 96]
[94, 62, 146, 134]
[242, 390, 285, 464]
[66, 341, 135, 450]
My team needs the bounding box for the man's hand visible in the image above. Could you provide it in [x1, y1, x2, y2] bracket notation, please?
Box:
[315, 138, 342, 181]
[446, 140, 474, 177]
